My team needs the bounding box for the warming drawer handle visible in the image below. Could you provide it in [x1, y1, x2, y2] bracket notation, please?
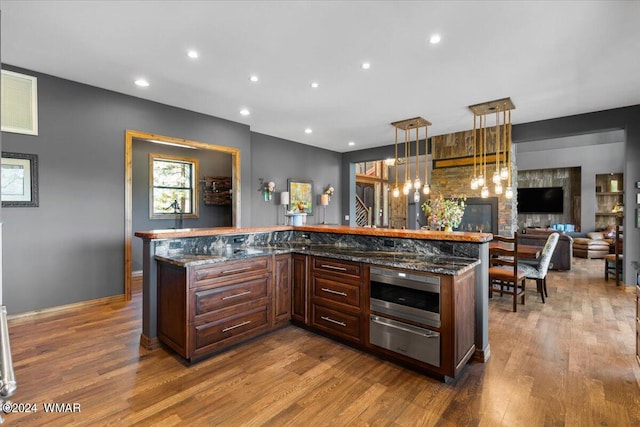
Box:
[222, 267, 251, 275]
[370, 317, 438, 338]
[222, 290, 251, 300]
[321, 316, 347, 327]
[320, 264, 347, 272]
[222, 320, 251, 333]
[321, 288, 348, 297]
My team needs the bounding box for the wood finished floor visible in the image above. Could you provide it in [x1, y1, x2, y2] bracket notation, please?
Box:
[4, 257, 640, 426]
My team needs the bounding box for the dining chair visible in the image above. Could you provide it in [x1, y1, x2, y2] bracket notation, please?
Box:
[604, 225, 623, 285]
[489, 233, 527, 312]
[517, 232, 559, 303]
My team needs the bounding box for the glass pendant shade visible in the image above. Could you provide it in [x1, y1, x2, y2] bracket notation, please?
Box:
[477, 174, 485, 187]
[413, 190, 420, 203]
[481, 186, 489, 198]
[492, 171, 500, 184]
[414, 178, 421, 189]
[505, 186, 513, 199]
[392, 186, 400, 198]
[402, 185, 410, 196]
[470, 177, 478, 190]
[422, 183, 430, 195]
[495, 182, 503, 194]
[500, 166, 509, 180]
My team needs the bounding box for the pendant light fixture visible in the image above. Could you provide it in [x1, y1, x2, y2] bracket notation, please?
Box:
[390, 117, 431, 199]
[392, 126, 400, 198]
[468, 97, 515, 199]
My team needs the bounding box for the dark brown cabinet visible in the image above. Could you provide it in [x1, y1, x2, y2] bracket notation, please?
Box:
[309, 256, 366, 344]
[157, 256, 275, 361]
[292, 254, 309, 324]
[273, 254, 292, 326]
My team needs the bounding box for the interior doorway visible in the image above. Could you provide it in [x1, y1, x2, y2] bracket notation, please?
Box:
[124, 130, 241, 301]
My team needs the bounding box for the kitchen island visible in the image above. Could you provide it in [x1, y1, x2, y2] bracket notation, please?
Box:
[135, 225, 492, 377]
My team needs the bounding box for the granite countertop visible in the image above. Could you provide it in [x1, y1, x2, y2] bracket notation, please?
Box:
[155, 243, 480, 276]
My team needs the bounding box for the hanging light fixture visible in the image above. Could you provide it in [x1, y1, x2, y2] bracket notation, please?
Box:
[422, 122, 430, 195]
[392, 126, 400, 198]
[390, 117, 431, 199]
[468, 97, 515, 199]
[470, 110, 479, 190]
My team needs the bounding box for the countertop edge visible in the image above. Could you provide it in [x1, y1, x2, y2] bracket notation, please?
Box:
[135, 225, 493, 243]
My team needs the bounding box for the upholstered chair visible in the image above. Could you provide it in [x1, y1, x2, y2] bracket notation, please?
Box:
[517, 232, 560, 303]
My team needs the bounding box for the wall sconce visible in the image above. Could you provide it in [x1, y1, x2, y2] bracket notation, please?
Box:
[258, 178, 276, 201]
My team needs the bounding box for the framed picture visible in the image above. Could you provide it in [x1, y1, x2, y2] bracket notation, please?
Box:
[288, 179, 313, 215]
[637, 208, 640, 229]
[637, 193, 640, 204]
[1, 152, 39, 207]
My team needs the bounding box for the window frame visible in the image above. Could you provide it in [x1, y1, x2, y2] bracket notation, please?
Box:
[1, 69, 39, 136]
[149, 153, 199, 219]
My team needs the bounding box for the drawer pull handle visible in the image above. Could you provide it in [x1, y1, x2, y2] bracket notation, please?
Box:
[222, 290, 251, 300]
[321, 288, 348, 297]
[222, 320, 251, 333]
[321, 316, 346, 327]
[222, 267, 251, 275]
[320, 264, 347, 271]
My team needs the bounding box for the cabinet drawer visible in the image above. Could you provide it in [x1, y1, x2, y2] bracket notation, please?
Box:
[311, 303, 361, 343]
[312, 275, 361, 309]
[193, 276, 269, 316]
[193, 257, 269, 286]
[313, 257, 361, 278]
[193, 304, 269, 351]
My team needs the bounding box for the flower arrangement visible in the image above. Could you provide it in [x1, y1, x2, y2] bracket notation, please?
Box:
[421, 193, 467, 231]
[324, 184, 335, 200]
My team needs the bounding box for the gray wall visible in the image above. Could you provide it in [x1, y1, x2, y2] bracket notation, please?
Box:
[1, 65, 254, 314]
[1, 65, 346, 314]
[131, 141, 233, 271]
[250, 132, 342, 226]
[516, 137, 624, 232]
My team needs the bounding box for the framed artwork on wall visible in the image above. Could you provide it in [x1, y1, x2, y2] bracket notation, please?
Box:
[637, 208, 640, 229]
[288, 179, 313, 215]
[1, 151, 39, 207]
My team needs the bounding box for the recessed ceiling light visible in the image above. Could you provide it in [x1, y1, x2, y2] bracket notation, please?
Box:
[250, 75, 259, 82]
[361, 62, 371, 70]
[305, 128, 313, 134]
[187, 50, 199, 59]
[348, 141, 355, 146]
[239, 108, 250, 116]
[134, 79, 149, 87]
[311, 82, 319, 88]
[429, 34, 441, 44]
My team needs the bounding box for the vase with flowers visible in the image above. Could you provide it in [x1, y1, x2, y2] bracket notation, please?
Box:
[421, 193, 466, 232]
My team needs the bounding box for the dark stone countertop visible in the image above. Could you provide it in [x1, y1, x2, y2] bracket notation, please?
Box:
[155, 243, 480, 276]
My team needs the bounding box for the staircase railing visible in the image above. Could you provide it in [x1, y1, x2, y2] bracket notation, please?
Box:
[355, 195, 372, 227]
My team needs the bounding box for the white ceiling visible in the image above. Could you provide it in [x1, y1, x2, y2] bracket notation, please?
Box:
[2, 1, 640, 153]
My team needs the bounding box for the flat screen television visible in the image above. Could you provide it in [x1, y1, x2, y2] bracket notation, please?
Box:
[517, 187, 564, 214]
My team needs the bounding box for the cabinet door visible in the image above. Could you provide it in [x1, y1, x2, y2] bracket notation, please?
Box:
[274, 254, 292, 325]
[292, 254, 309, 324]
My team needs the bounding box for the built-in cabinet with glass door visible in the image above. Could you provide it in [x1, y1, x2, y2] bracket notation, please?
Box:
[595, 173, 623, 229]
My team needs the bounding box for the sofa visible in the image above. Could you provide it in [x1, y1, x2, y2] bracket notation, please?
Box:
[572, 228, 616, 259]
[517, 229, 573, 270]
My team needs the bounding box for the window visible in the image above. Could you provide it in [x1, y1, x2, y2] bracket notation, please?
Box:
[1, 70, 38, 135]
[149, 153, 199, 219]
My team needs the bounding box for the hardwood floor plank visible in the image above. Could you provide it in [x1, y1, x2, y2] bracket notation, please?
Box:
[3, 257, 639, 426]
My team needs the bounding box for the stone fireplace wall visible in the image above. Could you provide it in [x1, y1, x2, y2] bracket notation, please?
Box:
[430, 129, 517, 235]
